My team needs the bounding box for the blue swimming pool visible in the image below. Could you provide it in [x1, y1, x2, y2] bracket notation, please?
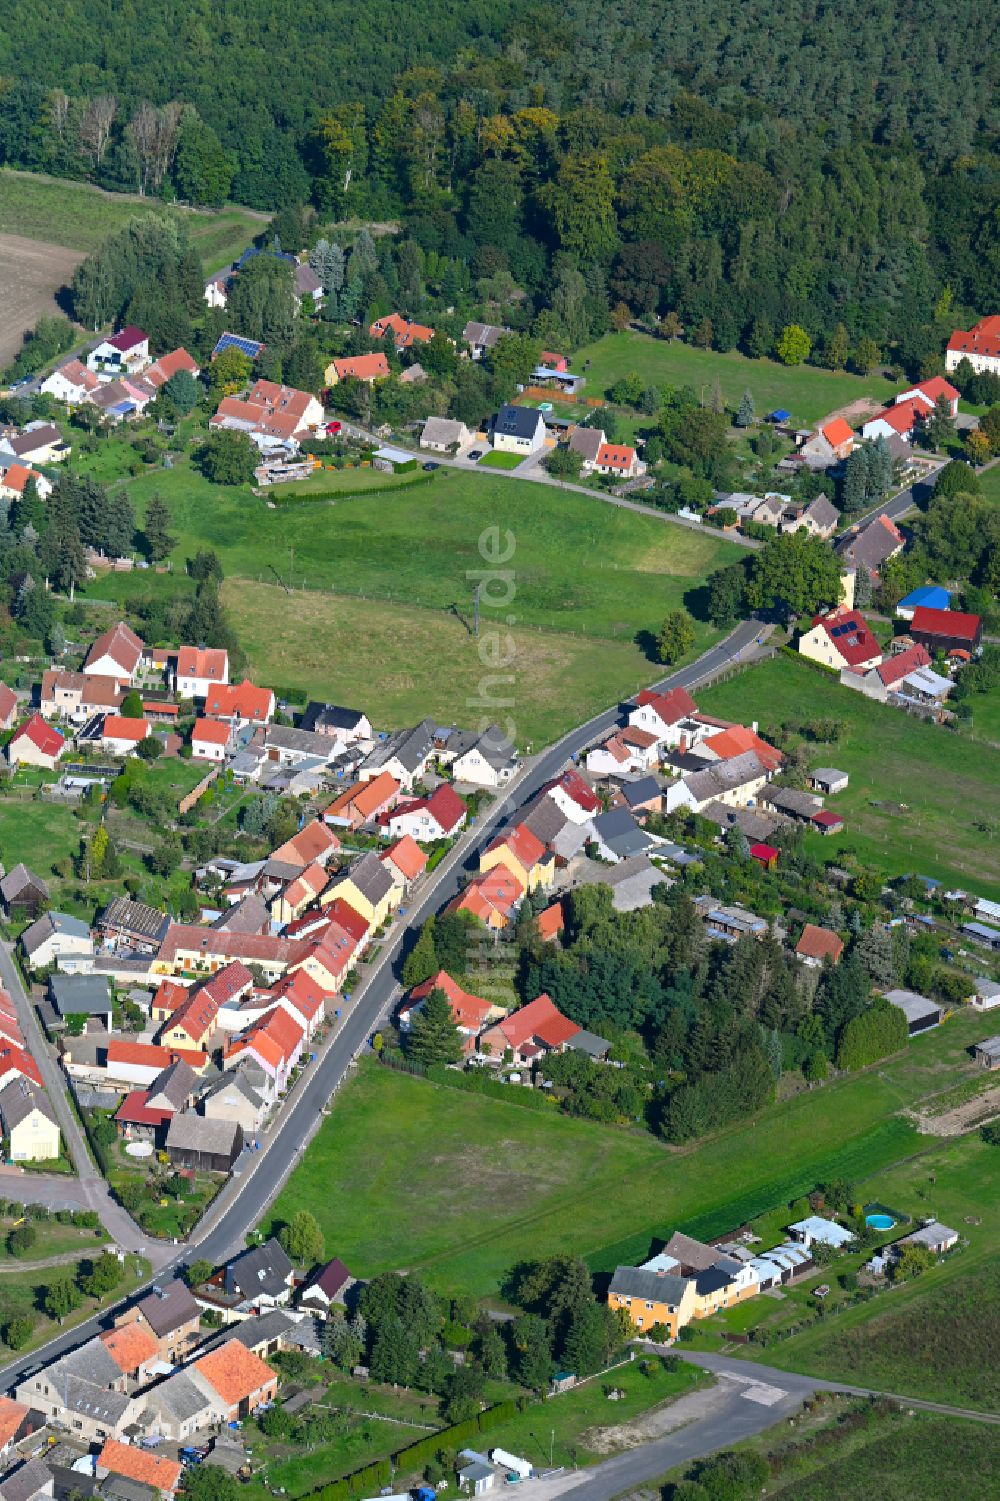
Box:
[866, 1213, 894, 1231]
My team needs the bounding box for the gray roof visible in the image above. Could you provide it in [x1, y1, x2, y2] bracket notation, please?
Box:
[0, 1078, 57, 1132]
[136, 1278, 200, 1337]
[166, 1112, 240, 1155]
[200, 1067, 264, 1113]
[803, 496, 840, 529]
[698, 801, 778, 841]
[364, 719, 435, 776]
[569, 425, 604, 463]
[565, 1029, 610, 1058]
[455, 724, 517, 771]
[811, 767, 847, 784]
[883, 988, 941, 1024]
[202, 1308, 297, 1353]
[49, 973, 111, 1016]
[684, 751, 767, 807]
[149, 1369, 215, 1422]
[226, 1237, 293, 1299]
[622, 775, 662, 808]
[0, 864, 48, 903]
[761, 785, 823, 818]
[521, 792, 572, 849]
[838, 517, 903, 572]
[494, 404, 543, 441]
[264, 724, 338, 759]
[420, 416, 468, 446]
[899, 1220, 957, 1249]
[211, 892, 270, 934]
[300, 702, 367, 734]
[21, 910, 90, 957]
[336, 850, 394, 907]
[662, 1231, 726, 1272]
[609, 1265, 691, 1305]
[99, 896, 169, 943]
[463, 321, 508, 349]
[56, 1335, 122, 1389]
[147, 1060, 197, 1112]
[0, 1459, 56, 1501]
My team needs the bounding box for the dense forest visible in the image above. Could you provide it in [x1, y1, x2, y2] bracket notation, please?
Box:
[1, 0, 999, 359]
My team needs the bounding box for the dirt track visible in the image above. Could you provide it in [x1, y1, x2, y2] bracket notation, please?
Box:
[0, 231, 83, 367]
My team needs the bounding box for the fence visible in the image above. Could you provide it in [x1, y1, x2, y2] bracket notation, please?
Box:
[179, 766, 219, 815]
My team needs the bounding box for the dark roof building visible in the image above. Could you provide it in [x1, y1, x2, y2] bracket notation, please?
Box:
[224, 1238, 294, 1302]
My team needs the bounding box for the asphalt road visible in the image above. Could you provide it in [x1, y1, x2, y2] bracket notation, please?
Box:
[0, 617, 765, 1395]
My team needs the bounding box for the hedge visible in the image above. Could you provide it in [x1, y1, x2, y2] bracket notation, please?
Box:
[271, 473, 433, 506]
[304, 1399, 526, 1501]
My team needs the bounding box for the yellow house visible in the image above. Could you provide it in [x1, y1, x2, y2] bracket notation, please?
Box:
[271, 862, 328, 927]
[0, 1081, 61, 1163]
[323, 354, 390, 387]
[480, 824, 555, 894]
[798, 605, 882, 673]
[691, 1264, 759, 1318]
[319, 853, 398, 931]
[607, 1267, 696, 1339]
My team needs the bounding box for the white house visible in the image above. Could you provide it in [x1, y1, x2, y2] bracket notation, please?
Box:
[627, 686, 702, 749]
[21, 911, 94, 970]
[492, 405, 546, 455]
[449, 726, 518, 787]
[192, 719, 231, 761]
[83, 621, 145, 685]
[381, 784, 467, 842]
[420, 416, 471, 452]
[594, 442, 645, 480]
[586, 728, 659, 778]
[101, 715, 151, 756]
[946, 317, 1000, 376]
[86, 326, 150, 379]
[175, 646, 229, 701]
[894, 377, 959, 417]
[41, 359, 101, 404]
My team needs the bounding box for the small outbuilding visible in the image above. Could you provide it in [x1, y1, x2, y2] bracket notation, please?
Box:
[810, 768, 849, 795]
[973, 1035, 1000, 1070]
[165, 1113, 243, 1172]
[897, 1221, 958, 1255]
[883, 987, 942, 1034]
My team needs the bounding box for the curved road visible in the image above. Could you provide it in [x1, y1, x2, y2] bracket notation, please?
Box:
[0, 617, 765, 1393]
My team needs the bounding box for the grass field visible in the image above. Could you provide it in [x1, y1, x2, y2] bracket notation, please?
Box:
[222, 581, 663, 747]
[750, 1132, 1000, 1410]
[261, 1010, 994, 1297]
[0, 794, 82, 877]
[478, 450, 529, 469]
[0, 169, 264, 269]
[765, 1414, 1000, 1501]
[570, 333, 898, 427]
[697, 653, 1000, 896]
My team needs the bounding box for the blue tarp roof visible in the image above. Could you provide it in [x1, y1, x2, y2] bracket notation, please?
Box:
[898, 585, 951, 611]
[768, 408, 791, 421]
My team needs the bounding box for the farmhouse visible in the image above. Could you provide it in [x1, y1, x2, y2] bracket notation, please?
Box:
[837, 514, 905, 577]
[8, 713, 64, 769]
[327, 354, 389, 384]
[908, 606, 982, 655]
[798, 606, 882, 673]
[420, 416, 471, 451]
[799, 417, 855, 469]
[84, 621, 144, 685]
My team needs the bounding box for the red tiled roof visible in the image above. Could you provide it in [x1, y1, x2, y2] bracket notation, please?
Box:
[380, 836, 427, 880]
[796, 924, 844, 962]
[99, 1439, 181, 1493]
[384, 783, 467, 835]
[0, 1045, 42, 1087]
[546, 767, 601, 813]
[102, 715, 149, 742]
[192, 717, 231, 746]
[85, 621, 144, 675]
[334, 354, 389, 381]
[876, 643, 931, 687]
[204, 679, 274, 721]
[910, 376, 958, 405]
[810, 607, 882, 668]
[487, 821, 547, 872]
[0, 1398, 28, 1449]
[107, 325, 147, 352]
[700, 724, 783, 772]
[750, 842, 779, 862]
[877, 398, 926, 436]
[409, 970, 492, 1030]
[272, 820, 340, 869]
[0, 684, 16, 722]
[596, 442, 636, 470]
[145, 348, 199, 387]
[100, 1319, 159, 1374]
[114, 1089, 175, 1128]
[106, 1040, 208, 1071]
[10, 713, 64, 758]
[812, 809, 844, 828]
[910, 606, 981, 643]
[152, 979, 190, 1015]
[498, 993, 578, 1050]
[536, 901, 564, 941]
[177, 646, 228, 682]
[450, 867, 524, 924]
[195, 1339, 277, 1408]
[634, 685, 698, 727]
[948, 316, 1000, 361]
[821, 417, 854, 447]
[321, 899, 369, 946]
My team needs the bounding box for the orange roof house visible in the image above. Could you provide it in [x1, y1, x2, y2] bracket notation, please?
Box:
[795, 924, 845, 967]
[324, 772, 400, 829]
[536, 900, 564, 942]
[697, 724, 783, 773]
[0, 1396, 29, 1451]
[821, 416, 854, 451]
[402, 970, 494, 1037]
[204, 679, 275, 723]
[100, 1321, 159, 1377]
[330, 353, 390, 384]
[480, 822, 554, 892]
[379, 835, 427, 885]
[194, 1338, 278, 1414]
[272, 819, 340, 870]
[479, 993, 579, 1061]
[98, 1439, 182, 1494]
[447, 867, 525, 929]
[370, 313, 434, 349]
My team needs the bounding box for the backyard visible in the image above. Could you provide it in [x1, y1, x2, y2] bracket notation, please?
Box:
[698, 653, 1000, 897]
[569, 332, 898, 427]
[261, 1010, 995, 1298]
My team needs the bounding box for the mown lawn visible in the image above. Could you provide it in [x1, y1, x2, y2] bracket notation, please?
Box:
[0, 169, 263, 269]
[243, 1413, 427, 1501]
[220, 580, 668, 748]
[570, 333, 898, 426]
[697, 653, 1000, 896]
[261, 1011, 994, 1298]
[751, 1132, 1000, 1410]
[0, 794, 82, 877]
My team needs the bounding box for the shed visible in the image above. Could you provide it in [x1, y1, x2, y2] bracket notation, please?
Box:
[165, 1112, 243, 1172]
[962, 922, 1000, 951]
[810, 768, 848, 794]
[896, 585, 951, 621]
[897, 1221, 958, 1255]
[971, 978, 1000, 1011]
[973, 1035, 1000, 1070]
[883, 988, 942, 1034]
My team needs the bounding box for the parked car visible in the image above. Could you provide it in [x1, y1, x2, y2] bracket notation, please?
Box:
[422, 461, 440, 471]
[324, 420, 342, 435]
[468, 449, 484, 460]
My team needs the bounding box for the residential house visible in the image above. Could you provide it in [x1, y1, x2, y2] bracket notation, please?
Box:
[786, 495, 840, 537]
[894, 376, 960, 417]
[101, 715, 151, 756]
[909, 605, 982, 655]
[223, 1005, 304, 1095]
[0, 683, 16, 731]
[40, 669, 122, 722]
[0, 463, 52, 503]
[420, 416, 471, 451]
[627, 686, 700, 749]
[205, 679, 275, 725]
[594, 442, 645, 479]
[841, 641, 932, 703]
[663, 750, 770, 816]
[99, 896, 170, 955]
[49, 972, 113, 1029]
[0, 1399, 31, 1460]
[8, 713, 64, 769]
[192, 718, 231, 761]
[591, 807, 652, 862]
[543, 766, 602, 823]
[21, 911, 93, 970]
[380, 835, 428, 889]
[0, 1459, 54, 1501]
[324, 772, 400, 830]
[621, 775, 664, 818]
[326, 354, 389, 385]
[463, 322, 509, 359]
[144, 347, 200, 390]
[84, 622, 145, 685]
[369, 313, 434, 350]
[799, 417, 855, 469]
[87, 327, 149, 377]
[607, 1266, 696, 1338]
[299, 702, 372, 745]
[0, 1043, 42, 1093]
[690, 722, 783, 773]
[298, 1257, 354, 1317]
[478, 993, 578, 1064]
[0, 1080, 60, 1162]
[223, 1238, 294, 1309]
[0, 865, 49, 918]
[166, 1112, 243, 1172]
[837, 514, 905, 578]
[98, 1442, 180, 1496]
[795, 924, 844, 967]
[946, 315, 1000, 376]
[271, 861, 328, 925]
[380, 783, 467, 842]
[399, 971, 496, 1050]
[41, 359, 102, 404]
[448, 866, 524, 930]
[491, 405, 546, 455]
[480, 822, 555, 893]
[210, 379, 322, 452]
[536, 901, 564, 943]
[798, 606, 882, 673]
[272, 819, 341, 872]
[357, 719, 435, 788]
[586, 729, 659, 778]
[2, 423, 70, 464]
[788, 1215, 855, 1250]
[568, 425, 605, 469]
[114, 1279, 202, 1362]
[200, 1067, 268, 1135]
[449, 725, 518, 786]
[193, 1339, 278, 1419]
[320, 852, 396, 930]
[175, 647, 229, 700]
[896, 1221, 958, 1255]
[99, 1040, 208, 1089]
[98, 1323, 162, 1386]
[17, 1348, 143, 1440]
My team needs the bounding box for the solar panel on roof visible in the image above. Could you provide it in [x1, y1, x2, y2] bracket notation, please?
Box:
[213, 333, 265, 359]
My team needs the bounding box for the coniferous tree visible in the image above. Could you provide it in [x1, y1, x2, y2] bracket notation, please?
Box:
[404, 988, 463, 1066]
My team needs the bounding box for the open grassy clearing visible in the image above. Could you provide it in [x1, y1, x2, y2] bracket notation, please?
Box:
[222, 580, 661, 748]
[745, 1132, 1000, 1410]
[0, 169, 264, 269]
[0, 794, 82, 877]
[697, 653, 1000, 896]
[262, 1011, 994, 1298]
[569, 332, 898, 426]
